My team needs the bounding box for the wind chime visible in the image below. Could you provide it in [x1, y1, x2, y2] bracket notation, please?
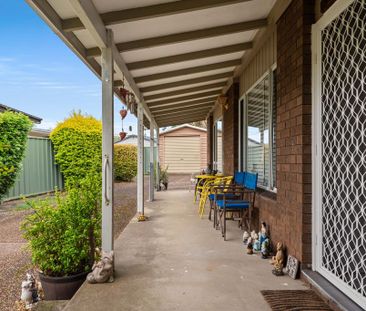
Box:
[118, 77, 137, 141]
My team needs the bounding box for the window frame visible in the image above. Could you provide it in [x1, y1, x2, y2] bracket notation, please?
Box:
[239, 68, 277, 192]
[213, 118, 223, 172]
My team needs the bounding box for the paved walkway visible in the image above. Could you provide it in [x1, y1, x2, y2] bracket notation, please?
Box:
[65, 190, 306, 311]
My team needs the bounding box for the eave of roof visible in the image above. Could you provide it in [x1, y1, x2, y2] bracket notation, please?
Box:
[0, 103, 42, 124]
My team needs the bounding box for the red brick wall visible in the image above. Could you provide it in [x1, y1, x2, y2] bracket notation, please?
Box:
[258, 0, 314, 267]
[223, 83, 239, 175]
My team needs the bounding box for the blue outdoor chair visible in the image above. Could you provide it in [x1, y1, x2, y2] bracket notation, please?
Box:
[215, 172, 258, 241]
[208, 171, 245, 225]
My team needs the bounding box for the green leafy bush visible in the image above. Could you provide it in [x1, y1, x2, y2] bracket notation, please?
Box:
[0, 111, 32, 200]
[22, 175, 101, 277]
[114, 144, 137, 182]
[50, 112, 102, 188]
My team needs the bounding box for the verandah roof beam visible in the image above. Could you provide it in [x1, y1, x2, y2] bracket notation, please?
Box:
[63, 0, 251, 32]
[149, 97, 217, 110]
[155, 111, 209, 122]
[144, 81, 225, 101]
[150, 101, 214, 114]
[147, 91, 220, 108]
[156, 113, 207, 124]
[67, 0, 157, 128]
[135, 60, 240, 84]
[154, 107, 211, 118]
[140, 72, 233, 93]
[158, 116, 207, 127]
[127, 43, 252, 70]
[86, 18, 267, 56]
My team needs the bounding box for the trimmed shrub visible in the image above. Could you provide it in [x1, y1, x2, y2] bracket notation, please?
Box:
[114, 144, 137, 182]
[50, 112, 102, 188]
[0, 111, 32, 200]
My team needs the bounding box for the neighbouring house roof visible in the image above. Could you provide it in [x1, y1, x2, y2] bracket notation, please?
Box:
[0, 103, 42, 124]
[28, 128, 51, 138]
[160, 124, 207, 135]
[114, 134, 151, 146]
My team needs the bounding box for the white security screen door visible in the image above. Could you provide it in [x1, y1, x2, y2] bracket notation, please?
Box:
[312, 0, 366, 308]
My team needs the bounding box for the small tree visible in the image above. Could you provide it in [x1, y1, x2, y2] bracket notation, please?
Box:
[50, 112, 102, 188]
[0, 111, 32, 200]
[114, 144, 137, 182]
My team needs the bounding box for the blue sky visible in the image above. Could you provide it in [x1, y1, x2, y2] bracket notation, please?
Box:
[0, 0, 137, 134]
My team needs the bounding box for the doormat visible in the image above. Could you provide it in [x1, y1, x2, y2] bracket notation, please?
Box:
[261, 290, 333, 311]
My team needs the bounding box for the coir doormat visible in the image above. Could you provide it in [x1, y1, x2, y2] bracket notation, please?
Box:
[261, 290, 333, 311]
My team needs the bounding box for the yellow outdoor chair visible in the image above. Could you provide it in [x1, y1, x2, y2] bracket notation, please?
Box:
[198, 176, 233, 217]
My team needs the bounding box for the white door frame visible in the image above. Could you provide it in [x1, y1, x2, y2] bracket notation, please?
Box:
[312, 0, 366, 308]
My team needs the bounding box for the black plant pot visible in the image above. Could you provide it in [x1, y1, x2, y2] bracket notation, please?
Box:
[39, 271, 88, 300]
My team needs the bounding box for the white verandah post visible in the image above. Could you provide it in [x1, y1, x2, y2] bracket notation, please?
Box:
[137, 104, 145, 218]
[156, 127, 161, 191]
[101, 29, 114, 252]
[149, 125, 155, 201]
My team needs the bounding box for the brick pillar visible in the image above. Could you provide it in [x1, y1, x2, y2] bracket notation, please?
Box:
[275, 0, 314, 266]
[223, 82, 239, 175]
[206, 114, 214, 169]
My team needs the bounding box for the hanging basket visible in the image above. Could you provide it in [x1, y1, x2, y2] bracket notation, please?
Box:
[120, 109, 128, 119]
[119, 131, 127, 141]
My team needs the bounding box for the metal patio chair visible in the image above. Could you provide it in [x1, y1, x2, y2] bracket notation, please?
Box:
[215, 172, 258, 240]
[208, 171, 245, 223]
[198, 176, 233, 217]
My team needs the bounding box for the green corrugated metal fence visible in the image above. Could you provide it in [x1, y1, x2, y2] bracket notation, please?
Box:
[144, 147, 157, 174]
[4, 137, 64, 201]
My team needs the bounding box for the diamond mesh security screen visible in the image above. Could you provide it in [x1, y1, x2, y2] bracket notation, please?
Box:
[321, 0, 366, 299]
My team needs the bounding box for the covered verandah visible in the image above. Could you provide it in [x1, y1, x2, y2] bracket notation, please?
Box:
[25, 0, 366, 310]
[26, 0, 280, 255]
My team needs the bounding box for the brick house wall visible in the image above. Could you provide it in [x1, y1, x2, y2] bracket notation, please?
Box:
[258, 0, 314, 267]
[222, 83, 239, 176]
[205, 0, 315, 268]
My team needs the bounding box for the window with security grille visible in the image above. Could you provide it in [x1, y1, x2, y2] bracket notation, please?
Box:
[243, 71, 276, 190]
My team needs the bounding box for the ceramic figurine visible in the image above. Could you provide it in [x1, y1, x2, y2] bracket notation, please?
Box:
[242, 231, 250, 244]
[258, 222, 267, 245]
[258, 222, 270, 258]
[271, 242, 284, 276]
[246, 237, 254, 255]
[26, 272, 40, 303]
[261, 238, 270, 259]
[20, 280, 33, 309]
[87, 250, 114, 283]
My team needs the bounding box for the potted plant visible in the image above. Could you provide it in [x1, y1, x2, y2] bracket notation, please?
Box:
[160, 165, 169, 190]
[22, 175, 101, 300]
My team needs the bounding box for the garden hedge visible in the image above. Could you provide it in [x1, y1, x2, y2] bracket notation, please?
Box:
[0, 111, 32, 200]
[114, 144, 137, 182]
[50, 112, 102, 188]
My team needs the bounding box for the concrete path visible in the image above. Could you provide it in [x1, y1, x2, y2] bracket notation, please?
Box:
[65, 190, 306, 311]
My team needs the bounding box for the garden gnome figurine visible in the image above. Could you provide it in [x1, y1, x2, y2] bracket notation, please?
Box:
[246, 237, 254, 254]
[242, 231, 250, 245]
[259, 222, 270, 258]
[271, 242, 284, 276]
[87, 250, 114, 283]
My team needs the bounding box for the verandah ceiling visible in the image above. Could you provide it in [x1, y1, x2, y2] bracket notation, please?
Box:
[30, 0, 275, 127]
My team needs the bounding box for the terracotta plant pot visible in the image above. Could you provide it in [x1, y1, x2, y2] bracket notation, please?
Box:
[119, 109, 127, 119]
[119, 131, 127, 140]
[39, 271, 88, 300]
